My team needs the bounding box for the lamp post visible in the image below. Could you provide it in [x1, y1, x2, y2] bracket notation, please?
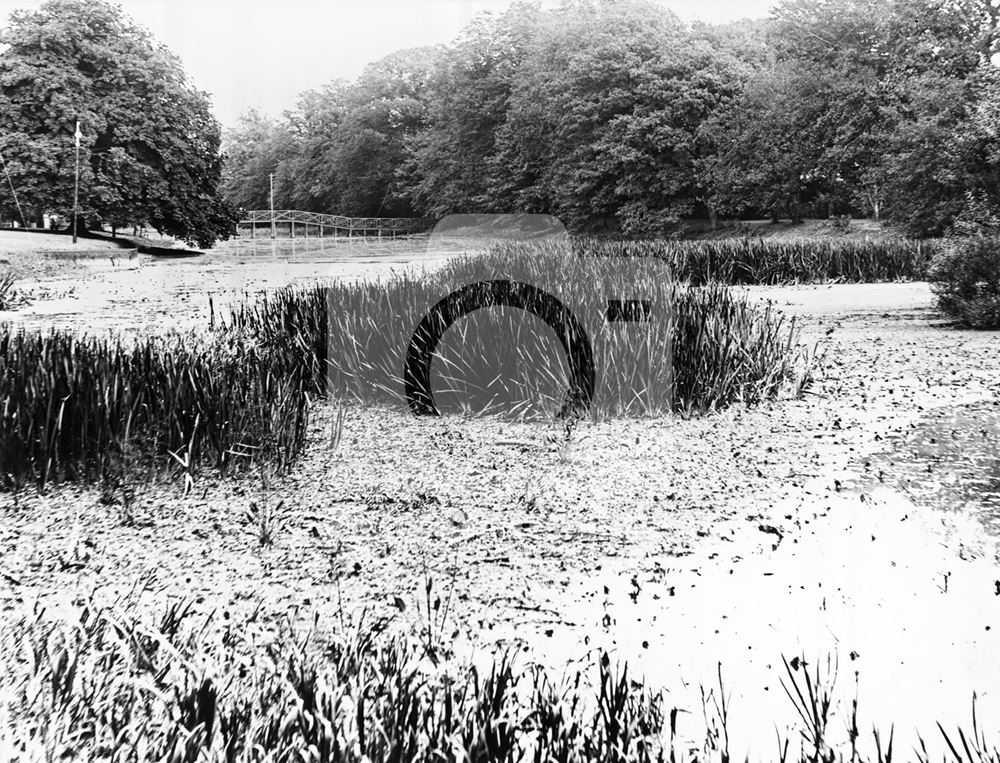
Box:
[72, 120, 81, 244]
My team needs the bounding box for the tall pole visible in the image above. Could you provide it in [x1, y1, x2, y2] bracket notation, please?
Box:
[72, 120, 81, 243]
[0, 149, 27, 228]
[269, 172, 276, 239]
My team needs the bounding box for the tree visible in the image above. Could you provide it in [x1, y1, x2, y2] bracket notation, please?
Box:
[489, 0, 742, 234]
[756, 0, 1000, 234]
[400, 2, 544, 217]
[0, 0, 234, 246]
[221, 110, 286, 212]
[327, 48, 435, 217]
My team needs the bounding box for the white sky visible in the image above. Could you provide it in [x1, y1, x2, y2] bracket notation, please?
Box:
[0, 0, 776, 126]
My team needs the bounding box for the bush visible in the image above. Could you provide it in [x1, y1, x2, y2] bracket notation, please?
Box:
[928, 235, 1000, 328]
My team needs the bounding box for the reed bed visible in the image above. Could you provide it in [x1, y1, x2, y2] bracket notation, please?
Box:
[4, 597, 994, 762]
[577, 238, 934, 285]
[229, 241, 809, 417]
[1, 241, 812, 488]
[0, 327, 310, 489]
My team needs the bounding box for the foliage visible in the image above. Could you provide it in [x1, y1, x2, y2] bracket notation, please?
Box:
[5, 598, 666, 762]
[222, 49, 436, 219]
[0, 273, 16, 310]
[0, 0, 235, 246]
[221, 0, 1000, 238]
[580, 237, 933, 285]
[6, 597, 999, 762]
[227, 242, 810, 419]
[929, 235, 1000, 328]
[485, 1, 742, 233]
[0, 327, 312, 489]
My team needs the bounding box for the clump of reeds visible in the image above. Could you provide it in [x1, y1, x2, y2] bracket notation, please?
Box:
[5, 597, 996, 763]
[0, 273, 16, 310]
[283, 241, 811, 416]
[575, 237, 933, 285]
[0, 240, 816, 489]
[5, 598, 665, 763]
[0, 326, 309, 489]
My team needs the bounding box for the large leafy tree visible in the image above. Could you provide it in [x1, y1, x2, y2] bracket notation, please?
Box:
[222, 49, 434, 219]
[0, 0, 234, 246]
[708, 0, 1000, 233]
[327, 48, 435, 217]
[220, 109, 290, 213]
[399, 3, 544, 217]
[489, 0, 745, 234]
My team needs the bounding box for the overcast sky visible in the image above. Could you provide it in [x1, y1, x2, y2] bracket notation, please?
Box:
[0, 0, 776, 126]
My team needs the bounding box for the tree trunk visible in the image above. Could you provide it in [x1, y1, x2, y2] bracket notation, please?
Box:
[708, 206, 718, 231]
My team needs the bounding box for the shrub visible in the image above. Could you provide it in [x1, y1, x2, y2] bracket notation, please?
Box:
[928, 235, 1000, 328]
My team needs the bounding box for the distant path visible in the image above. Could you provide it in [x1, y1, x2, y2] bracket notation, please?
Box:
[0, 229, 123, 255]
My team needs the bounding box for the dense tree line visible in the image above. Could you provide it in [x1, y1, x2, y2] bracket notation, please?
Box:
[0, 0, 234, 247]
[222, 0, 1000, 238]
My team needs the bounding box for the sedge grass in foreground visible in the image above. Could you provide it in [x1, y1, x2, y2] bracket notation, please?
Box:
[0, 243, 809, 488]
[3, 595, 996, 763]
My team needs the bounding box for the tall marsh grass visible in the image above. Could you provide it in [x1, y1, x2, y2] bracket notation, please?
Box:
[1, 240, 812, 488]
[5, 598, 995, 763]
[578, 238, 933, 284]
[229, 242, 810, 418]
[0, 328, 310, 489]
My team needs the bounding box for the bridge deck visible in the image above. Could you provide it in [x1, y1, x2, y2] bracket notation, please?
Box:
[238, 210, 434, 236]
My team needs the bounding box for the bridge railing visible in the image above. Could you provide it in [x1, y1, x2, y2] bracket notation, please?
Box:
[238, 210, 436, 236]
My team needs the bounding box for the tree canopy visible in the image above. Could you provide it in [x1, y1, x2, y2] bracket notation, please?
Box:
[222, 0, 1000, 238]
[0, 0, 234, 247]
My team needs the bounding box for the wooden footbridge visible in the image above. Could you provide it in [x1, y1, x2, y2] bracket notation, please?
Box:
[238, 210, 435, 238]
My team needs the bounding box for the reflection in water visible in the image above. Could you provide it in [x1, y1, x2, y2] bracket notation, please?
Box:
[208, 233, 475, 263]
[858, 399, 1000, 530]
[7, 234, 467, 335]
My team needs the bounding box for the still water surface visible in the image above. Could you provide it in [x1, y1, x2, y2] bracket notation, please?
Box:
[4, 235, 460, 335]
[859, 398, 1000, 532]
